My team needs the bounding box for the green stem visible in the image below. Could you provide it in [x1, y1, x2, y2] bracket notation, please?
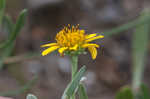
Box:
[71, 55, 78, 99]
[71, 55, 78, 79]
[131, 11, 149, 96]
[132, 54, 146, 94]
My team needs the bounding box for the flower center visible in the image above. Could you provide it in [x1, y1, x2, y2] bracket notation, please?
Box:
[55, 25, 86, 47]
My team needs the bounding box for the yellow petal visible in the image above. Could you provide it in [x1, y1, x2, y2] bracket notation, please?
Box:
[82, 43, 99, 48]
[80, 30, 85, 34]
[41, 43, 58, 47]
[58, 47, 68, 54]
[85, 33, 97, 39]
[69, 44, 78, 51]
[86, 35, 104, 42]
[42, 46, 59, 56]
[88, 46, 97, 60]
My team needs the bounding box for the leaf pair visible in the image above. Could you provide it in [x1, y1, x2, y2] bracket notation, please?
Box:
[62, 66, 88, 99]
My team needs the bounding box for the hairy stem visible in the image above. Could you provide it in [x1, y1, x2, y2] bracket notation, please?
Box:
[71, 55, 78, 99]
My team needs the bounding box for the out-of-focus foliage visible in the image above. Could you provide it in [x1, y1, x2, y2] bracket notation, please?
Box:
[0, 0, 27, 69]
[139, 84, 150, 99]
[0, 0, 37, 97]
[0, 76, 38, 97]
[116, 87, 134, 99]
[132, 11, 150, 92]
[0, 0, 5, 25]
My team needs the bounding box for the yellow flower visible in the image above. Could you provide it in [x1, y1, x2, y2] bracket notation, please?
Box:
[41, 25, 104, 59]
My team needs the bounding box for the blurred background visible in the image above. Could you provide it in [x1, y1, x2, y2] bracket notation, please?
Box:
[0, 0, 150, 99]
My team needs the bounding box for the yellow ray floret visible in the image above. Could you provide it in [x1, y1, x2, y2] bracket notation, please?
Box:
[40, 43, 58, 47]
[41, 25, 104, 59]
[82, 43, 99, 48]
[85, 33, 97, 39]
[58, 47, 68, 55]
[85, 35, 104, 42]
[88, 46, 97, 60]
[42, 46, 60, 56]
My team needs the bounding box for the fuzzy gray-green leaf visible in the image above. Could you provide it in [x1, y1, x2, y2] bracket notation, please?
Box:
[62, 66, 86, 99]
[78, 84, 88, 99]
[26, 94, 38, 99]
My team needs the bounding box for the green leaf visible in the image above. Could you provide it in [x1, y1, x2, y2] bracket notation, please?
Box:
[26, 94, 38, 99]
[2, 15, 14, 34]
[138, 84, 150, 99]
[116, 87, 134, 99]
[62, 66, 86, 99]
[78, 84, 88, 99]
[0, 0, 5, 10]
[0, 9, 27, 49]
[9, 9, 27, 40]
[0, 42, 14, 69]
[0, 0, 5, 25]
